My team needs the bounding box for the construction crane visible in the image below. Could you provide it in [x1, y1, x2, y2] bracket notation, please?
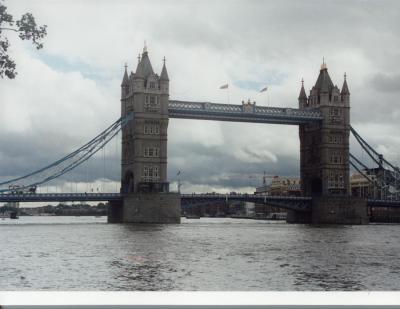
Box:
[247, 171, 277, 186]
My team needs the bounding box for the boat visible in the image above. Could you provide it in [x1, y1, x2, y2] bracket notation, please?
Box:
[185, 214, 200, 219]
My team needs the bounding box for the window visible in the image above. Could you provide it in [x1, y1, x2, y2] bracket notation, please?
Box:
[328, 171, 344, 189]
[142, 165, 160, 182]
[144, 95, 160, 111]
[329, 135, 343, 144]
[144, 147, 160, 157]
[149, 82, 156, 89]
[329, 108, 341, 116]
[330, 151, 342, 164]
[333, 96, 338, 102]
[144, 121, 160, 135]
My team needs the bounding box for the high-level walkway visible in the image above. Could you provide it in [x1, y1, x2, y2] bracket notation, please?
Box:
[168, 100, 323, 125]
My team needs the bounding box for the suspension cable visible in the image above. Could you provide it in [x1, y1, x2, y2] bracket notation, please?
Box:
[0, 113, 133, 193]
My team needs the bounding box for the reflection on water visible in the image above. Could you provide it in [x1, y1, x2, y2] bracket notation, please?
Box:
[1, 216, 400, 290]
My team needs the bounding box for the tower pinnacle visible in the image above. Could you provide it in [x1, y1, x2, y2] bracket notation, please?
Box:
[320, 57, 327, 70]
[298, 78, 307, 100]
[121, 63, 129, 86]
[341, 72, 350, 95]
[160, 56, 169, 81]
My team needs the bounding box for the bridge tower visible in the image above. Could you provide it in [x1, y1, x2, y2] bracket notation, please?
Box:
[121, 46, 169, 194]
[295, 62, 367, 224]
[109, 45, 180, 223]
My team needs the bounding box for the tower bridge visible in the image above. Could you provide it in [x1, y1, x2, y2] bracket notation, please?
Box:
[113, 46, 364, 224]
[1, 46, 399, 224]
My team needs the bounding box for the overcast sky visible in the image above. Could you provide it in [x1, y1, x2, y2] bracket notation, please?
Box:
[1, 0, 400, 194]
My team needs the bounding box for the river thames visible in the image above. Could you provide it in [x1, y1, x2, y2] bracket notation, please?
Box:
[0, 216, 399, 291]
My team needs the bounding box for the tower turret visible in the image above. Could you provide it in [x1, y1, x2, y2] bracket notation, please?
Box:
[341, 73, 350, 105]
[121, 64, 129, 98]
[160, 57, 169, 95]
[133, 53, 145, 93]
[298, 78, 307, 109]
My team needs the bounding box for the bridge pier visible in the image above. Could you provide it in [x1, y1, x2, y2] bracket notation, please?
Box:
[287, 197, 368, 224]
[311, 196, 368, 224]
[108, 200, 123, 223]
[108, 193, 181, 223]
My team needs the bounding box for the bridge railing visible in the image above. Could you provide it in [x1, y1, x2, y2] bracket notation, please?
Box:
[0, 192, 122, 202]
[168, 100, 323, 121]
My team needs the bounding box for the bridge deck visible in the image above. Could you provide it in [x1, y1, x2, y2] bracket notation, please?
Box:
[0, 193, 122, 203]
[1, 192, 399, 209]
[168, 100, 323, 125]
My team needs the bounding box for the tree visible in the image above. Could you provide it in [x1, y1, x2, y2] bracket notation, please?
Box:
[0, 0, 47, 79]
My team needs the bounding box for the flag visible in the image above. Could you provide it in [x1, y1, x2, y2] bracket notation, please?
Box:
[177, 171, 181, 176]
[219, 84, 229, 89]
[260, 86, 268, 92]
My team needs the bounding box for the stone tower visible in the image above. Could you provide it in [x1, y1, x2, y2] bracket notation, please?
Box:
[109, 46, 180, 223]
[299, 62, 350, 197]
[120, 46, 170, 194]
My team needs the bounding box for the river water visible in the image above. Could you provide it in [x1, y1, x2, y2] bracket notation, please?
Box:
[0, 216, 399, 291]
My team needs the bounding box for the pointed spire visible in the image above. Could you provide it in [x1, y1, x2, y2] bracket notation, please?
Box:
[143, 40, 147, 54]
[341, 72, 350, 95]
[298, 78, 307, 100]
[314, 60, 334, 92]
[121, 63, 129, 86]
[134, 44, 154, 79]
[321, 57, 327, 70]
[160, 56, 169, 81]
[134, 52, 144, 79]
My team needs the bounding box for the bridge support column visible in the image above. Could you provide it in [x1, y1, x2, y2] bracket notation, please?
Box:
[311, 196, 368, 224]
[287, 197, 368, 224]
[121, 193, 181, 223]
[286, 211, 312, 224]
[108, 200, 123, 223]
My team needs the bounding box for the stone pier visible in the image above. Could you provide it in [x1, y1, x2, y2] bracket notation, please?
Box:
[287, 197, 368, 224]
[108, 193, 181, 223]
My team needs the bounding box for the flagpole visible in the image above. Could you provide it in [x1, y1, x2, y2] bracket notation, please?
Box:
[260, 86, 268, 106]
[220, 83, 230, 103]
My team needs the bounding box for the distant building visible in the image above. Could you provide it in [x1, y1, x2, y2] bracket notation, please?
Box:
[255, 176, 301, 196]
[255, 184, 271, 195]
[350, 172, 375, 198]
[350, 168, 399, 199]
[254, 176, 300, 217]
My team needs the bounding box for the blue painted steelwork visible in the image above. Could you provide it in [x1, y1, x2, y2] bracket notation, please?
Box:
[0, 192, 122, 203]
[2, 191, 400, 210]
[168, 100, 323, 125]
[350, 126, 400, 199]
[180, 193, 312, 212]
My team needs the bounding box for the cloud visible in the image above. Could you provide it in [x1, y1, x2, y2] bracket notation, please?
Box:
[369, 73, 400, 93]
[1, 0, 400, 197]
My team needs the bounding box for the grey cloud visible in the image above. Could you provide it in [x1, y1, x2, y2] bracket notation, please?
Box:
[0, 130, 120, 185]
[168, 141, 299, 190]
[2, 0, 400, 194]
[369, 73, 400, 93]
